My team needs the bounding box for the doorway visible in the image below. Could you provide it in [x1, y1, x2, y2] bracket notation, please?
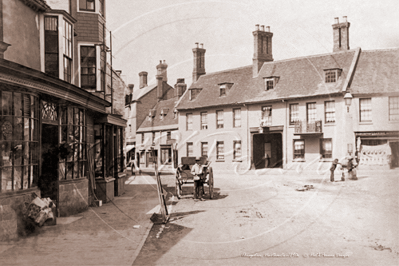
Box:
[253, 133, 283, 169]
[389, 142, 399, 168]
[40, 124, 59, 200]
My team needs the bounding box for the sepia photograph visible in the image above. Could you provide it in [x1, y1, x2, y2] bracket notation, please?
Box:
[0, 0, 398, 265]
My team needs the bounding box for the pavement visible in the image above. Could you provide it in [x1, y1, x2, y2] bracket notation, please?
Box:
[0, 173, 161, 266]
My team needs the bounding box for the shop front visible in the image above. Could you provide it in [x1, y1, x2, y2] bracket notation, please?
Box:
[251, 126, 283, 169]
[0, 60, 110, 240]
[355, 131, 399, 169]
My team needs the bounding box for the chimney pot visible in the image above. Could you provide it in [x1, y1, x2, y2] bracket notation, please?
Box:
[255, 24, 259, 31]
[334, 17, 339, 24]
[266, 26, 270, 32]
[195, 42, 199, 48]
[138, 71, 148, 89]
[260, 25, 265, 31]
[200, 43, 203, 48]
[343, 16, 347, 22]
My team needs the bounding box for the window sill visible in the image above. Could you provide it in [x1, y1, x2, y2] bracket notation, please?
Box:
[232, 159, 242, 162]
[324, 123, 335, 126]
[215, 159, 225, 162]
[359, 121, 373, 125]
[388, 120, 399, 123]
[292, 158, 305, 162]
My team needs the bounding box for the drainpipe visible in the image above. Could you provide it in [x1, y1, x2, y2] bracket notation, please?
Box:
[285, 100, 288, 169]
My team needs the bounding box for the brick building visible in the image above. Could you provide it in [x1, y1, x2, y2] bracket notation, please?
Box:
[0, 0, 126, 241]
[176, 18, 399, 172]
[132, 61, 183, 171]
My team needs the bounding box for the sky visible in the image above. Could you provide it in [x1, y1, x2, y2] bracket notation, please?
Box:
[106, 0, 399, 89]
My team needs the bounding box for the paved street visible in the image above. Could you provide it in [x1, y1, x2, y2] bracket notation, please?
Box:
[0, 175, 160, 266]
[134, 169, 399, 266]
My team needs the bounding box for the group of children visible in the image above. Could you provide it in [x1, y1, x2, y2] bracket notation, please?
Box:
[330, 157, 357, 182]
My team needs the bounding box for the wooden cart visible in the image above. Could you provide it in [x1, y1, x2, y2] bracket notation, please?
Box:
[175, 157, 214, 199]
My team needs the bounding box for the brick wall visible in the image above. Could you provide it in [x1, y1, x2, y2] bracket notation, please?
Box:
[0, 188, 41, 241]
[58, 179, 88, 217]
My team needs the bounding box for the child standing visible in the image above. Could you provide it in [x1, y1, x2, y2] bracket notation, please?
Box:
[330, 159, 340, 182]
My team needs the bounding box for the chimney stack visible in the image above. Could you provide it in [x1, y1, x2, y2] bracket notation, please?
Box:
[128, 84, 134, 94]
[332, 16, 350, 52]
[253, 24, 273, 77]
[192, 43, 206, 82]
[139, 71, 148, 89]
[156, 60, 168, 101]
[176, 78, 187, 98]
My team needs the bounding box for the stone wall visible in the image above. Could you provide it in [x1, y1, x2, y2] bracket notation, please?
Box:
[58, 179, 88, 217]
[0, 188, 41, 241]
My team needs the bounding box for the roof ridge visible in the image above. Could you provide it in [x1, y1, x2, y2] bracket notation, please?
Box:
[261, 49, 357, 66]
[361, 47, 399, 53]
[197, 65, 252, 78]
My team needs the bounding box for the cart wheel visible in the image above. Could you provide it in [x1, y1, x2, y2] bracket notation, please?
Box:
[175, 179, 182, 199]
[208, 167, 214, 199]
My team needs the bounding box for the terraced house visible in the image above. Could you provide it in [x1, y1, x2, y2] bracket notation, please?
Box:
[0, 0, 127, 241]
[176, 18, 399, 172]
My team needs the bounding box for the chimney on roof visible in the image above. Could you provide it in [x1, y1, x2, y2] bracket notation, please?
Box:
[332, 16, 350, 52]
[192, 42, 206, 82]
[139, 71, 148, 89]
[128, 84, 134, 94]
[253, 24, 273, 77]
[156, 60, 168, 101]
[176, 78, 187, 98]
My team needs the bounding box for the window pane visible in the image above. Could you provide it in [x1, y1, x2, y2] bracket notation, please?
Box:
[2, 91, 12, 115]
[23, 166, 29, 189]
[14, 167, 22, 190]
[1, 167, 12, 191]
[1, 142, 12, 166]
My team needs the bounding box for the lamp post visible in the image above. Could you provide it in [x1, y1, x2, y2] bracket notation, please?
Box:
[344, 92, 353, 112]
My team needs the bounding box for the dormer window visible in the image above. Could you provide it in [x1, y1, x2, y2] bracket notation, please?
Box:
[324, 68, 342, 83]
[189, 88, 202, 101]
[173, 109, 178, 119]
[148, 109, 155, 121]
[160, 108, 169, 120]
[218, 83, 233, 97]
[263, 76, 279, 91]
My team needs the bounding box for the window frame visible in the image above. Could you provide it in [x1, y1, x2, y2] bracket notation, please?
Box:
[216, 141, 224, 160]
[320, 138, 332, 159]
[80, 46, 97, 90]
[359, 98, 372, 122]
[79, 0, 95, 12]
[186, 113, 193, 131]
[201, 142, 208, 158]
[186, 142, 193, 157]
[261, 106, 272, 126]
[293, 139, 305, 160]
[289, 103, 299, 125]
[63, 19, 73, 83]
[44, 16, 59, 79]
[233, 140, 242, 160]
[389, 96, 399, 121]
[200, 112, 208, 130]
[233, 108, 241, 128]
[216, 110, 224, 129]
[306, 102, 317, 122]
[324, 101, 335, 123]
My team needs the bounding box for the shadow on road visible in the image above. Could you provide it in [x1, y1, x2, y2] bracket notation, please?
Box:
[133, 210, 203, 266]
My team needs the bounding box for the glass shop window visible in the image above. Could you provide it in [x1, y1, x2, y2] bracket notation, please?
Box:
[59, 106, 87, 180]
[0, 91, 39, 192]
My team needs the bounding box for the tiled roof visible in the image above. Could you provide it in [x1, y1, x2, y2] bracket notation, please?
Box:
[20, 0, 50, 11]
[176, 50, 357, 110]
[350, 48, 399, 94]
[133, 83, 157, 101]
[137, 97, 179, 132]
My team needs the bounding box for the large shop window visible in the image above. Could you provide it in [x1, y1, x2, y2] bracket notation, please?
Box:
[59, 106, 87, 180]
[293, 140, 305, 159]
[93, 124, 124, 178]
[0, 91, 39, 192]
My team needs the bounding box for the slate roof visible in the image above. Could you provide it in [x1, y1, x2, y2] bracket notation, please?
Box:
[133, 83, 157, 101]
[137, 97, 179, 132]
[350, 48, 399, 94]
[176, 50, 357, 110]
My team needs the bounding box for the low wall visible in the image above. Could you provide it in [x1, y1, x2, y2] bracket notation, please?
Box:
[0, 188, 41, 241]
[58, 179, 89, 217]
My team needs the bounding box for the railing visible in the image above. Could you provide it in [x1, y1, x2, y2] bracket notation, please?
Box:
[294, 120, 322, 134]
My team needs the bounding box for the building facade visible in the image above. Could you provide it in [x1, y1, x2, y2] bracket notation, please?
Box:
[135, 61, 184, 170]
[176, 18, 399, 172]
[0, 0, 126, 241]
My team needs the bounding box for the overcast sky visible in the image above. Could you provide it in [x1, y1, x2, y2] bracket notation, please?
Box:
[106, 0, 399, 88]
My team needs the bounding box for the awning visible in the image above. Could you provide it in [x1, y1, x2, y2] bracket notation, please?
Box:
[125, 145, 135, 152]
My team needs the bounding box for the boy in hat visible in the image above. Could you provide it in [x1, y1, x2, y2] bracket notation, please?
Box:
[330, 158, 341, 182]
[191, 157, 204, 201]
